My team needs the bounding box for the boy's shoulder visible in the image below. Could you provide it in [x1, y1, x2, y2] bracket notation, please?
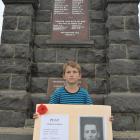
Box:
[79, 87, 88, 93]
[54, 86, 65, 92]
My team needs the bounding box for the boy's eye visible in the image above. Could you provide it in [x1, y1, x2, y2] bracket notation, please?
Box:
[73, 71, 78, 73]
[66, 71, 71, 74]
[66, 71, 78, 74]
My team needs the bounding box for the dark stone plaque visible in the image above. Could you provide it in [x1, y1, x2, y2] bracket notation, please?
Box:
[51, 0, 89, 42]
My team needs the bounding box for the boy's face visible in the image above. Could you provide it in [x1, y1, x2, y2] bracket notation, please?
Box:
[63, 66, 81, 84]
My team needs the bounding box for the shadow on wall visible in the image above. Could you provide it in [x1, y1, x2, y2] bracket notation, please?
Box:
[0, 0, 5, 44]
[138, 2, 140, 38]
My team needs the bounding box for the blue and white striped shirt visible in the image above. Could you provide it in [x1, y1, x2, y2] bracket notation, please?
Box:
[49, 87, 93, 104]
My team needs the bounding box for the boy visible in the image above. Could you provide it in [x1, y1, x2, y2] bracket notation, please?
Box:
[33, 61, 93, 118]
[49, 60, 93, 104]
[33, 61, 113, 121]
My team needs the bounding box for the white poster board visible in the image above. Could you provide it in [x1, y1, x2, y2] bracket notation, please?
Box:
[33, 104, 112, 140]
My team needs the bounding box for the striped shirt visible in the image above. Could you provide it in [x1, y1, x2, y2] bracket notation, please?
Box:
[49, 87, 93, 104]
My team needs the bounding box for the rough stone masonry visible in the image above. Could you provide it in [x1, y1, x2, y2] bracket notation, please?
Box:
[0, 0, 140, 132]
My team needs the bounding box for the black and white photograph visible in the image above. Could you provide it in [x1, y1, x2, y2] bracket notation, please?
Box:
[79, 116, 105, 140]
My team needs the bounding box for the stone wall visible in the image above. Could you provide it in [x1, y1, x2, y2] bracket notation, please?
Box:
[31, 0, 108, 108]
[0, 2, 35, 126]
[0, 0, 140, 131]
[105, 0, 140, 131]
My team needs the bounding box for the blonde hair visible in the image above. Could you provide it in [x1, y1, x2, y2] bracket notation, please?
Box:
[63, 61, 81, 75]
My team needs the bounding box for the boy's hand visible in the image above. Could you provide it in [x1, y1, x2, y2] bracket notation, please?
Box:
[33, 113, 39, 119]
[109, 116, 114, 122]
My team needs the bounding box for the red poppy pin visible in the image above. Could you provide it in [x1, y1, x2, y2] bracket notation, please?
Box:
[37, 104, 48, 115]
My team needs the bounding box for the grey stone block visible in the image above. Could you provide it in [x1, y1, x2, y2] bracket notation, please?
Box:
[81, 63, 95, 77]
[14, 58, 29, 65]
[110, 76, 128, 92]
[57, 48, 77, 63]
[110, 60, 140, 75]
[91, 78, 107, 94]
[0, 58, 13, 65]
[33, 63, 63, 77]
[90, 0, 104, 10]
[112, 113, 135, 131]
[125, 16, 139, 30]
[90, 36, 106, 49]
[4, 5, 34, 16]
[2, 30, 31, 44]
[40, 0, 52, 10]
[34, 48, 56, 62]
[90, 23, 105, 35]
[18, 16, 32, 30]
[105, 93, 140, 113]
[136, 114, 140, 130]
[34, 35, 51, 48]
[109, 30, 139, 44]
[129, 76, 140, 92]
[0, 110, 27, 127]
[95, 63, 107, 78]
[31, 77, 48, 93]
[106, 16, 124, 30]
[95, 50, 106, 63]
[107, 3, 138, 16]
[11, 75, 26, 90]
[0, 90, 30, 111]
[90, 10, 104, 22]
[127, 45, 140, 59]
[108, 44, 126, 59]
[0, 75, 10, 89]
[36, 10, 51, 22]
[15, 45, 29, 58]
[35, 22, 51, 35]
[78, 49, 105, 63]
[0, 64, 28, 74]
[3, 16, 17, 30]
[0, 44, 14, 58]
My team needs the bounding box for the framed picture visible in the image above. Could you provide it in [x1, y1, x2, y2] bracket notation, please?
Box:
[79, 116, 106, 140]
[33, 104, 112, 140]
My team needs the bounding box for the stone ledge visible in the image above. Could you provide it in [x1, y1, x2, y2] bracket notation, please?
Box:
[113, 131, 140, 139]
[46, 40, 94, 46]
[2, 0, 39, 9]
[107, 0, 139, 3]
[0, 127, 140, 140]
[0, 127, 33, 134]
[0, 127, 32, 140]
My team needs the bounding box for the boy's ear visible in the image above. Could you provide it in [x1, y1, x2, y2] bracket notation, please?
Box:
[63, 74, 65, 79]
[79, 73, 82, 79]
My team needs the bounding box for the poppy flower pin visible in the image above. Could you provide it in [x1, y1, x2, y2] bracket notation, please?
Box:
[37, 104, 48, 115]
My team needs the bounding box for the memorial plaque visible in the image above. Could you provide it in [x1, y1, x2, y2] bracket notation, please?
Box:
[51, 0, 89, 42]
